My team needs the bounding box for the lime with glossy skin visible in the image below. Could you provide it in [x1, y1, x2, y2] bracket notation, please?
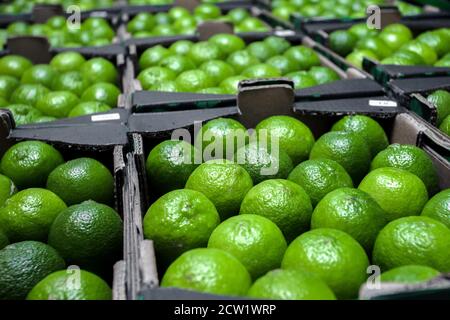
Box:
[50, 52, 86, 73]
[10, 84, 50, 107]
[146, 140, 198, 195]
[0, 55, 32, 79]
[127, 13, 155, 34]
[5, 104, 42, 125]
[159, 55, 196, 76]
[246, 41, 277, 62]
[234, 141, 293, 184]
[194, 3, 221, 19]
[311, 187, 387, 252]
[240, 179, 313, 242]
[199, 60, 235, 86]
[391, 50, 425, 65]
[20, 64, 57, 88]
[348, 23, 379, 39]
[309, 66, 340, 85]
[248, 269, 336, 300]
[152, 25, 176, 36]
[52, 71, 90, 97]
[284, 46, 321, 70]
[263, 36, 291, 55]
[227, 50, 261, 74]
[195, 117, 247, 160]
[356, 37, 392, 60]
[208, 34, 246, 56]
[421, 189, 450, 228]
[48, 201, 123, 274]
[187, 41, 224, 66]
[139, 45, 171, 69]
[46, 157, 114, 206]
[186, 160, 253, 220]
[329, 30, 358, 56]
[0, 188, 67, 242]
[0, 174, 16, 207]
[81, 58, 118, 84]
[237, 17, 269, 33]
[286, 71, 318, 89]
[219, 75, 247, 94]
[0, 75, 19, 100]
[138, 66, 177, 90]
[379, 265, 440, 284]
[151, 80, 178, 92]
[81, 83, 120, 108]
[331, 115, 389, 157]
[346, 49, 378, 68]
[266, 55, 298, 75]
[427, 90, 450, 126]
[46, 16, 66, 29]
[373, 216, 450, 272]
[359, 167, 429, 222]
[242, 63, 281, 79]
[401, 41, 437, 65]
[282, 228, 369, 299]
[168, 6, 191, 20]
[144, 189, 220, 264]
[310, 131, 371, 183]
[0, 241, 65, 300]
[169, 40, 194, 56]
[68, 101, 111, 118]
[208, 214, 287, 279]
[371, 144, 439, 195]
[255, 115, 315, 165]
[36, 91, 80, 118]
[175, 70, 214, 93]
[161, 248, 251, 296]
[439, 114, 450, 135]
[0, 141, 64, 189]
[416, 31, 450, 57]
[6, 21, 28, 36]
[27, 270, 112, 300]
[226, 8, 250, 24]
[382, 24, 413, 39]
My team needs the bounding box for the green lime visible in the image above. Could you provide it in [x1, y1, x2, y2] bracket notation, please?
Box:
[331, 115, 388, 157]
[421, 189, 450, 228]
[0, 141, 64, 189]
[10, 84, 50, 107]
[34, 116, 57, 123]
[68, 101, 111, 117]
[194, 3, 221, 19]
[255, 115, 315, 165]
[309, 66, 340, 85]
[20, 64, 56, 88]
[346, 49, 379, 68]
[50, 52, 86, 73]
[146, 140, 198, 195]
[27, 269, 112, 300]
[138, 67, 176, 90]
[248, 269, 336, 300]
[161, 248, 251, 296]
[382, 24, 413, 39]
[237, 17, 269, 32]
[379, 31, 412, 51]
[359, 167, 429, 221]
[240, 179, 313, 242]
[391, 49, 425, 65]
[356, 37, 392, 60]
[348, 23, 379, 40]
[6, 21, 28, 36]
[226, 8, 250, 24]
[227, 50, 261, 73]
[247, 41, 277, 62]
[208, 34, 246, 56]
[199, 60, 235, 86]
[266, 55, 298, 75]
[0, 75, 19, 100]
[48, 201, 122, 273]
[427, 90, 450, 126]
[417, 31, 450, 57]
[151, 80, 178, 92]
[159, 55, 196, 76]
[168, 6, 190, 20]
[173, 16, 196, 32]
[36, 91, 80, 118]
[234, 141, 293, 184]
[310, 131, 371, 183]
[219, 75, 247, 94]
[242, 63, 281, 79]
[286, 71, 317, 89]
[46, 16, 66, 29]
[379, 265, 440, 284]
[175, 70, 214, 93]
[81, 83, 120, 108]
[373, 216, 450, 272]
[284, 46, 321, 70]
[311, 187, 387, 252]
[208, 214, 287, 279]
[371, 144, 439, 195]
[6, 104, 42, 125]
[0, 174, 16, 207]
[169, 40, 194, 56]
[288, 159, 353, 206]
[0, 241, 65, 300]
[82, 18, 114, 41]
[282, 228, 369, 299]
[127, 13, 155, 34]
[435, 56, 450, 67]
[329, 30, 358, 56]
[152, 24, 176, 36]
[401, 41, 438, 65]
[0, 188, 67, 242]
[154, 12, 172, 24]
[0, 55, 32, 79]
[263, 36, 291, 55]
[81, 58, 118, 84]
[52, 71, 90, 97]
[46, 157, 114, 206]
[188, 41, 223, 66]
[144, 189, 220, 264]
[186, 160, 253, 220]
[139, 45, 171, 69]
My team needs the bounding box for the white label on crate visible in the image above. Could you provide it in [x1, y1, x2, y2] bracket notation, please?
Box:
[369, 100, 398, 107]
[274, 30, 296, 37]
[91, 113, 120, 122]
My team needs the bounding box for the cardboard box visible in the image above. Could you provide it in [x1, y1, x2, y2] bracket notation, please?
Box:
[125, 82, 450, 300]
